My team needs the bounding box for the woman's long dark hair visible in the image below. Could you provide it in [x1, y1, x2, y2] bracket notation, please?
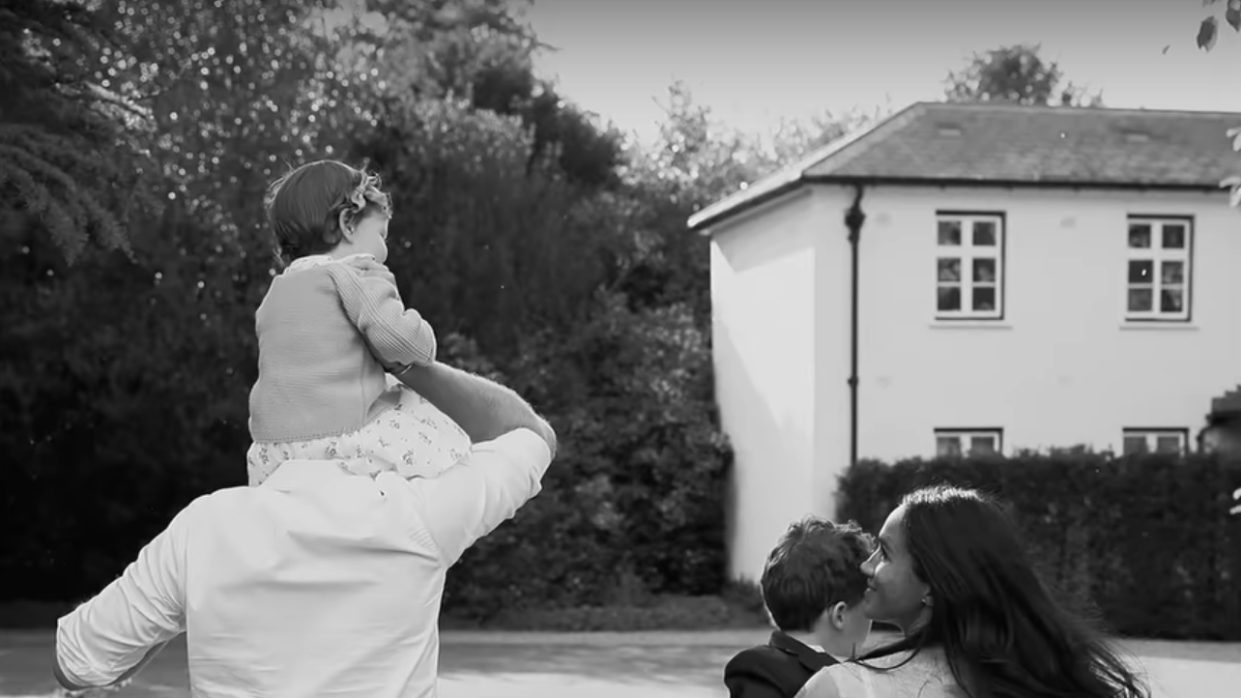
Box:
[858, 486, 1148, 698]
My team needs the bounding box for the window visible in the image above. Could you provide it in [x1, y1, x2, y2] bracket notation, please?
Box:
[1126, 217, 1192, 322]
[935, 428, 1003, 457]
[935, 212, 1004, 320]
[1121, 428, 1188, 455]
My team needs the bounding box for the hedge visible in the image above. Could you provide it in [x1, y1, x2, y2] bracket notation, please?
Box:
[836, 450, 1241, 641]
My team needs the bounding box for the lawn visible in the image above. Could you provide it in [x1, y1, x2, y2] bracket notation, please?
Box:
[1, 629, 1238, 698]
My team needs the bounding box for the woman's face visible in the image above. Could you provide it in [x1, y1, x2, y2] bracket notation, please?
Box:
[860, 505, 931, 633]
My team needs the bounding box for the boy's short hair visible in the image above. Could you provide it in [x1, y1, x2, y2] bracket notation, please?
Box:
[264, 160, 392, 266]
[760, 517, 873, 633]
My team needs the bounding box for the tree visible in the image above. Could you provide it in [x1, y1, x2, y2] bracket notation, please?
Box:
[945, 43, 1103, 107]
[0, 0, 153, 263]
[1197, 2, 1241, 521]
[1196, 1, 1241, 209]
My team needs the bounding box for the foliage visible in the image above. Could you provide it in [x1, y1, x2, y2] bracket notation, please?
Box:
[1196, 2, 1241, 208]
[0, 0, 744, 613]
[0, 0, 152, 262]
[441, 293, 732, 618]
[479, 593, 765, 632]
[837, 452, 1241, 641]
[944, 43, 1103, 107]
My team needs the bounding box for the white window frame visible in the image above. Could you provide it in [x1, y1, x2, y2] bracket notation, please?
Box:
[934, 212, 1004, 321]
[934, 428, 1003, 458]
[1121, 428, 1188, 456]
[1125, 217, 1192, 322]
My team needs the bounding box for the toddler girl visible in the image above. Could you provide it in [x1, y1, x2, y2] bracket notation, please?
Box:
[246, 160, 469, 486]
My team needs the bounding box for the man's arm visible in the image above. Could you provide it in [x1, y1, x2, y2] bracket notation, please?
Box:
[394, 361, 556, 456]
[54, 504, 192, 689]
[392, 362, 557, 564]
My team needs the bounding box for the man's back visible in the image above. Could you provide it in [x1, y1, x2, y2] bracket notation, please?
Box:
[185, 466, 444, 696]
[56, 429, 552, 698]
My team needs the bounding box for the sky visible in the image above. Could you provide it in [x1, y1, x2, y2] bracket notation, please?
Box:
[525, 0, 1241, 144]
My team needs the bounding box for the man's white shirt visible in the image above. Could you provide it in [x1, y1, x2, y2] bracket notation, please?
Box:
[56, 428, 552, 698]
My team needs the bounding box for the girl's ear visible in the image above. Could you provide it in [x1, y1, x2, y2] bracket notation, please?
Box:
[337, 209, 355, 241]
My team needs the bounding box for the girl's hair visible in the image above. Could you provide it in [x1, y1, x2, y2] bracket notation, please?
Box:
[857, 485, 1148, 698]
[263, 160, 392, 266]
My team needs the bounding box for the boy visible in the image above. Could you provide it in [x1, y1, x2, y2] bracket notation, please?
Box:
[724, 517, 874, 698]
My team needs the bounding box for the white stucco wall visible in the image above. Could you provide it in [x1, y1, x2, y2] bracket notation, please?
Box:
[709, 183, 1241, 582]
[856, 186, 1241, 460]
[708, 186, 852, 582]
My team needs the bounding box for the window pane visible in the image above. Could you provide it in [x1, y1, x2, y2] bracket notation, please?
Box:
[938, 258, 961, 281]
[1161, 261, 1184, 285]
[1160, 288, 1184, 313]
[937, 220, 961, 246]
[1128, 260, 1152, 283]
[972, 220, 997, 246]
[936, 436, 961, 457]
[937, 286, 961, 311]
[973, 286, 996, 311]
[1155, 435, 1182, 454]
[1162, 225, 1186, 249]
[1128, 288, 1152, 312]
[1128, 224, 1152, 248]
[1122, 436, 1148, 455]
[973, 258, 996, 282]
[970, 436, 996, 454]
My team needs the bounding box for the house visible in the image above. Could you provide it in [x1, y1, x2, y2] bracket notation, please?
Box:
[688, 101, 1241, 582]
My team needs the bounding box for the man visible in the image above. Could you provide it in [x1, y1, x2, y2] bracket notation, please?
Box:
[724, 518, 874, 698]
[54, 361, 556, 697]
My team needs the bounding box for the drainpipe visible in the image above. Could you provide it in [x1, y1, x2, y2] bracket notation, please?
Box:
[844, 183, 866, 468]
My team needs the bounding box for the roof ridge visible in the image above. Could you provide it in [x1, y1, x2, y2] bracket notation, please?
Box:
[916, 100, 1241, 119]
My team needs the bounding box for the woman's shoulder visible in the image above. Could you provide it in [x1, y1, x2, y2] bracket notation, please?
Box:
[797, 649, 964, 698]
[797, 659, 874, 698]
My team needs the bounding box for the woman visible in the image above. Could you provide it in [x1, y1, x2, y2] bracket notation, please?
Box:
[796, 485, 1149, 698]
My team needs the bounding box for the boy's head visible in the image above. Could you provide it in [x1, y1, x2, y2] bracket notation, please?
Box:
[760, 517, 874, 657]
[265, 160, 393, 266]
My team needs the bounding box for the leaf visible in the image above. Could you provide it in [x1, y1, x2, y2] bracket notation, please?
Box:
[1223, 175, 1241, 207]
[1199, 16, 1219, 50]
[1228, 0, 1241, 31]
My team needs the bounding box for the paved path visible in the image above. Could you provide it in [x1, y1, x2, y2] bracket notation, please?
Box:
[1, 629, 1238, 697]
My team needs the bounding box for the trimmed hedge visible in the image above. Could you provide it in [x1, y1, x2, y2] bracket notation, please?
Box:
[836, 451, 1241, 641]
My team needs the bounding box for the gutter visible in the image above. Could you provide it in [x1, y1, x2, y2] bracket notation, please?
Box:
[844, 183, 866, 468]
[688, 176, 1224, 233]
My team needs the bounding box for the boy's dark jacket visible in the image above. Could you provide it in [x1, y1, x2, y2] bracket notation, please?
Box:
[724, 631, 838, 698]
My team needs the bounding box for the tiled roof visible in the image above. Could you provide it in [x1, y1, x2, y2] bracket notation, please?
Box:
[689, 102, 1241, 231]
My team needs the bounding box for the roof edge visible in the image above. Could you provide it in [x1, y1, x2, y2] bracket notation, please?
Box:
[686, 103, 924, 231]
[805, 174, 1230, 191]
[690, 176, 1228, 235]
